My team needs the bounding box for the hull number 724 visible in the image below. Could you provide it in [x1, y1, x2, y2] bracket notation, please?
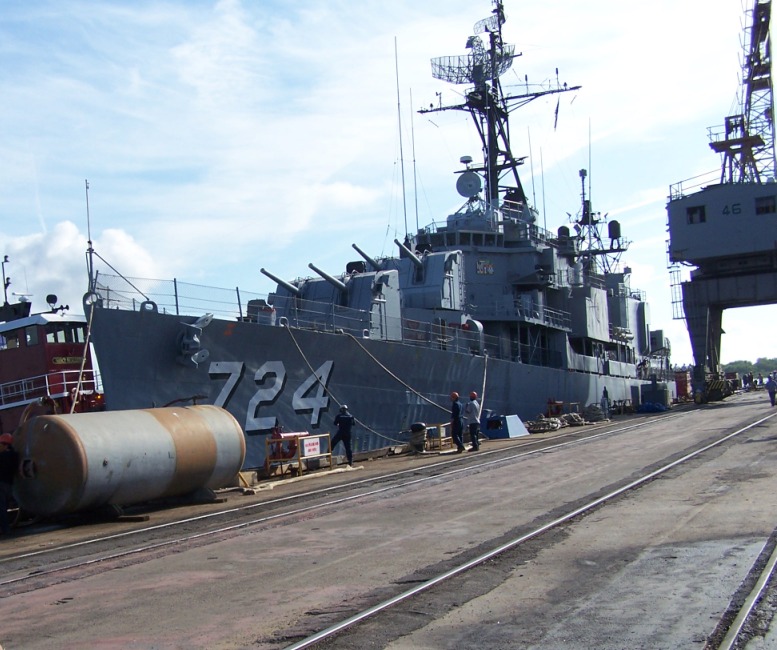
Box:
[208, 360, 334, 432]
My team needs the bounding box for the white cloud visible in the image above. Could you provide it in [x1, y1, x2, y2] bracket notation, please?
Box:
[0, 0, 773, 364]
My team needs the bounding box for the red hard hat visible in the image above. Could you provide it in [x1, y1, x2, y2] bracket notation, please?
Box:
[0, 433, 13, 445]
[450, 391, 459, 400]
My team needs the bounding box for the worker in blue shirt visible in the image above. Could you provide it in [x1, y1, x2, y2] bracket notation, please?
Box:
[331, 405, 356, 467]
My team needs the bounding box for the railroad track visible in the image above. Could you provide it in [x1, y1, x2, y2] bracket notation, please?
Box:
[2, 398, 775, 649]
[280, 408, 777, 649]
[0, 410, 693, 595]
[708, 524, 777, 649]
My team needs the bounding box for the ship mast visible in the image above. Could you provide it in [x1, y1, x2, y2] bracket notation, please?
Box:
[419, 0, 580, 220]
[84, 179, 96, 293]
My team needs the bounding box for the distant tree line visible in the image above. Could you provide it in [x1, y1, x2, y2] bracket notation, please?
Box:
[722, 358, 777, 375]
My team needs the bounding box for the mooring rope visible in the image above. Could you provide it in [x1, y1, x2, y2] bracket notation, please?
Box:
[281, 324, 407, 445]
[478, 353, 488, 419]
[344, 333, 449, 414]
[71, 300, 96, 414]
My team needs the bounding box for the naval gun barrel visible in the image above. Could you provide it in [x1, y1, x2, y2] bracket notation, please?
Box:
[308, 263, 348, 292]
[260, 268, 300, 296]
[351, 243, 381, 271]
[394, 238, 424, 269]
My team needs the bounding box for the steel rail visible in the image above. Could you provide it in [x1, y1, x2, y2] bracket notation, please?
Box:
[1, 410, 687, 567]
[0, 411, 694, 591]
[716, 533, 777, 649]
[283, 411, 777, 650]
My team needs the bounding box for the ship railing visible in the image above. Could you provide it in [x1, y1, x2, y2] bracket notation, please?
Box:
[669, 168, 720, 199]
[95, 275, 377, 335]
[275, 301, 369, 335]
[94, 274, 266, 321]
[398, 319, 564, 368]
[93, 274, 571, 367]
[95, 274, 382, 337]
[0, 369, 100, 411]
[506, 220, 555, 246]
[477, 300, 571, 330]
[400, 319, 518, 361]
[400, 318, 482, 354]
[415, 217, 553, 247]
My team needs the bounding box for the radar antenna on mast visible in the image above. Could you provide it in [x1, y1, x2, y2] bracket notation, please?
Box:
[420, 0, 580, 221]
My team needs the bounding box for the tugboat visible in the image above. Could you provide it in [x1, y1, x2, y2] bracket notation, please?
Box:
[0, 258, 104, 434]
[84, 0, 673, 469]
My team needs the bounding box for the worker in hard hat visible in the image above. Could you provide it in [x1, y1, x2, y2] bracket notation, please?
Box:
[450, 392, 465, 453]
[463, 391, 481, 451]
[331, 404, 356, 467]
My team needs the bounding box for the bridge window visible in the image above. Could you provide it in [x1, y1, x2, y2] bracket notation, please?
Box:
[686, 206, 706, 224]
[755, 195, 776, 215]
[46, 323, 86, 344]
[25, 326, 39, 346]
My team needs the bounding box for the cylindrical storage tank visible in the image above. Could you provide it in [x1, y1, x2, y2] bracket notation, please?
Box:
[13, 405, 246, 517]
[608, 219, 621, 240]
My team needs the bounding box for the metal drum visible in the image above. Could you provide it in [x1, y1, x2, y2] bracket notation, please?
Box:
[13, 405, 246, 517]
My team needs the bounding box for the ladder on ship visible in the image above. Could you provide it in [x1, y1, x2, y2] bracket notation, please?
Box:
[668, 264, 685, 320]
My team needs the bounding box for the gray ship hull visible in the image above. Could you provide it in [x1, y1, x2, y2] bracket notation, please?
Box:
[90, 306, 659, 469]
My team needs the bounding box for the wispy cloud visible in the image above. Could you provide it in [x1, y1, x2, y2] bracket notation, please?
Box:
[0, 0, 774, 363]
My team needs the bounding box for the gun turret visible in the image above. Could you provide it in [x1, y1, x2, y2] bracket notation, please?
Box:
[394, 238, 423, 270]
[308, 263, 348, 292]
[260, 268, 300, 296]
[351, 243, 381, 271]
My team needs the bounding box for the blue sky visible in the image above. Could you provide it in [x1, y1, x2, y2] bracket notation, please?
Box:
[1, 0, 775, 365]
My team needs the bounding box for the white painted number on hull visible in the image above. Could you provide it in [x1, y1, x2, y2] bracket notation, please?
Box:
[208, 360, 334, 432]
[209, 361, 244, 408]
[291, 360, 333, 425]
[245, 361, 286, 431]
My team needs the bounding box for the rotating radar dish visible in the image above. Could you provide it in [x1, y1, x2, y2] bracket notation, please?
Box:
[456, 171, 482, 198]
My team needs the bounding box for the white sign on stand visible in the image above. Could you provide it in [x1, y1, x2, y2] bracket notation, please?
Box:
[303, 437, 321, 457]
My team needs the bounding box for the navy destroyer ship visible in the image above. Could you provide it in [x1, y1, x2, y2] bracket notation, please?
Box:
[83, 0, 672, 468]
